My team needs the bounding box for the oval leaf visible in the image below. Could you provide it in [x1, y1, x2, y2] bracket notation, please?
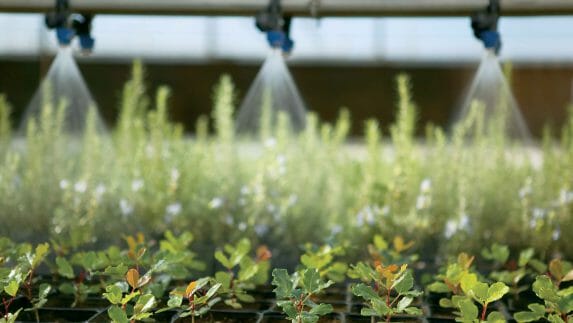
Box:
[126, 268, 140, 290]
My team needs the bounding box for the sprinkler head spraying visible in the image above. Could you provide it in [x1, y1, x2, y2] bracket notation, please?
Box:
[255, 0, 294, 55]
[471, 0, 501, 54]
[45, 0, 95, 53]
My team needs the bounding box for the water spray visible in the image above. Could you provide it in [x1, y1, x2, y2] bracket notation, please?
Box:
[471, 0, 501, 54]
[45, 0, 95, 54]
[255, 0, 294, 55]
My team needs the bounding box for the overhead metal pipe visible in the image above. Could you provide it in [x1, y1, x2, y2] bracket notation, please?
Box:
[2, 0, 573, 16]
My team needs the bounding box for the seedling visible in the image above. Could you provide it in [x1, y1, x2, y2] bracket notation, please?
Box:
[514, 259, 573, 322]
[103, 267, 159, 323]
[214, 239, 271, 308]
[350, 262, 422, 323]
[367, 235, 418, 267]
[427, 252, 475, 296]
[482, 245, 546, 303]
[158, 277, 222, 323]
[272, 268, 334, 323]
[299, 243, 347, 283]
[440, 272, 509, 322]
[0, 243, 51, 322]
[155, 230, 206, 280]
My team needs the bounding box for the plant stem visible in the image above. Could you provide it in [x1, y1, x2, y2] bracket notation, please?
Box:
[481, 302, 488, 321]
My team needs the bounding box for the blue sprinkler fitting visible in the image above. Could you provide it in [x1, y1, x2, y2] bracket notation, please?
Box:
[479, 30, 501, 53]
[56, 27, 75, 46]
[78, 35, 95, 52]
[266, 31, 294, 54]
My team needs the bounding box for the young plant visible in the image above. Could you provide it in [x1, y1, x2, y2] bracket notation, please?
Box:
[272, 268, 334, 323]
[367, 235, 418, 267]
[299, 243, 347, 283]
[482, 245, 546, 303]
[158, 278, 222, 323]
[0, 243, 51, 322]
[443, 272, 509, 322]
[103, 267, 157, 323]
[514, 259, 573, 322]
[350, 262, 422, 323]
[214, 239, 271, 308]
[427, 252, 475, 297]
[55, 251, 110, 307]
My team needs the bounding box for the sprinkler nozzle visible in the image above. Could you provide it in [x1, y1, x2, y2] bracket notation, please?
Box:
[471, 0, 501, 54]
[255, 0, 294, 55]
[45, 0, 95, 53]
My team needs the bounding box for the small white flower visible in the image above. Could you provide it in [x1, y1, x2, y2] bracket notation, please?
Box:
[416, 196, 429, 210]
[276, 155, 286, 166]
[266, 204, 277, 214]
[356, 205, 376, 227]
[119, 199, 134, 217]
[459, 214, 470, 230]
[287, 194, 298, 206]
[381, 205, 390, 216]
[95, 183, 106, 197]
[166, 202, 182, 216]
[209, 197, 224, 209]
[444, 220, 458, 239]
[240, 186, 250, 195]
[238, 222, 247, 231]
[132, 179, 144, 192]
[59, 179, 70, 190]
[74, 181, 87, 193]
[264, 137, 277, 148]
[420, 179, 432, 193]
[552, 228, 561, 241]
[170, 168, 180, 182]
[532, 208, 545, 220]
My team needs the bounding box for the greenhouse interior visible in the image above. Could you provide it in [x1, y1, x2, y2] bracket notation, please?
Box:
[0, 0, 573, 322]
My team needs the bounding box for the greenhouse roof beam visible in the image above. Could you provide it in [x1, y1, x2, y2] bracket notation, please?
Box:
[1, 0, 573, 16]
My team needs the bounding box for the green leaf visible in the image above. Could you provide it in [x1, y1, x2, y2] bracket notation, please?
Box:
[272, 269, 294, 299]
[4, 280, 18, 297]
[238, 261, 259, 282]
[302, 268, 321, 294]
[518, 248, 535, 267]
[360, 307, 378, 316]
[206, 283, 222, 299]
[457, 298, 478, 321]
[373, 235, 388, 251]
[404, 307, 423, 316]
[309, 303, 333, 316]
[371, 298, 392, 316]
[121, 291, 140, 305]
[277, 301, 297, 319]
[486, 311, 506, 323]
[393, 271, 414, 294]
[56, 257, 74, 279]
[514, 309, 545, 322]
[352, 283, 378, 301]
[427, 281, 451, 293]
[133, 294, 155, 315]
[486, 282, 509, 303]
[439, 298, 455, 308]
[529, 259, 547, 274]
[167, 294, 183, 308]
[214, 251, 231, 269]
[58, 282, 75, 295]
[481, 244, 509, 264]
[397, 297, 413, 312]
[562, 269, 573, 282]
[533, 275, 560, 303]
[107, 305, 129, 323]
[104, 264, 128, 277]
[300, 312, 319, 323]
[31, 243, 50, 268]
[103, 285, 123, 305]
[547, 314, 566, 323]
[214, 271, 232, 290]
